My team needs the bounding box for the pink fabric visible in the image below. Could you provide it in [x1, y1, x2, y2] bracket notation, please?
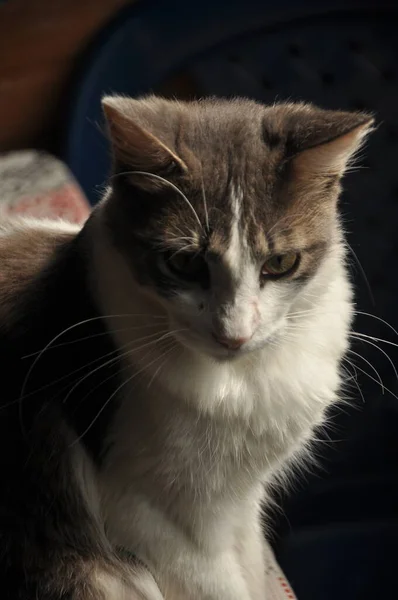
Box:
[0, 151, 90, 223]
[3, 184, 90, 223]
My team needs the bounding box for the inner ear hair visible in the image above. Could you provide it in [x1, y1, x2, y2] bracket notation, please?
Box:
[292, 114, 375, 179]
[102, 96, 188, 190]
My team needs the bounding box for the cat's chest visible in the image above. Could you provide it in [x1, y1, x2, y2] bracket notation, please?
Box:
[101, 354, 338, 552]
[166, 378, 319, 481]
[107, 358, 334, 495]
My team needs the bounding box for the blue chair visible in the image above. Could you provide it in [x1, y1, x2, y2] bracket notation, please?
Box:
[61, 1, 398, 597]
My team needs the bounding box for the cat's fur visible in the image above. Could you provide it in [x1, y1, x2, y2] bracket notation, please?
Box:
[0, 96, 373, 599]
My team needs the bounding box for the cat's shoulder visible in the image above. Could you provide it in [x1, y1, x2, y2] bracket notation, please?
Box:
[0, 216, 80, 322]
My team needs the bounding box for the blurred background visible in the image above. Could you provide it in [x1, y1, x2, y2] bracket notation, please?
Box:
[1, 1, 398, 599]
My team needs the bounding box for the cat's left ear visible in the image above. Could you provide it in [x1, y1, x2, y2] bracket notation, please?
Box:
[291, 109, 375, 180]
[102, 95, 187, 189]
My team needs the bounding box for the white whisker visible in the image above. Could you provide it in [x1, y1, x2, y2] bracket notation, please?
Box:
[23, 322, 167, 358]
[62, 330, 183, 405]
[343, 359, 398, 402]
[114, 170, 204, 232]
[168, 244, 198, 260]
[73, 337, 178, 409]
[146, 343, 178, 390]
[352, 331, 398, 349]
[200, 169, 210, 232]
[350, 334, 398, 381]
[69, 342, 182, 448]
[347, 348, 385, 394]
[19, 328, 172, 403]
[341, 361, 365, 403]
[346, 243, 374, 305]
[353, 311, 398, 338]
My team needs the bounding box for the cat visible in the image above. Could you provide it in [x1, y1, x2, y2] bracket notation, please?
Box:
[0, 96, 373, 599]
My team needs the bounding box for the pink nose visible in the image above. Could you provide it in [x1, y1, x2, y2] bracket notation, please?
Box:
[213, 335, 249, 350]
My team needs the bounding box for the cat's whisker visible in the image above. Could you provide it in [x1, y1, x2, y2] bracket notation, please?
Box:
[352, 331, 398, 349]
[19, 328, 172, 403]
[350, 334, 398, 381]
[5, 348, 120, 416]
[168, 244, 198, 260]
[113, 171, 204, 232]
[72, 337, 178, 410]
[352, 310, 398, 338]
[168, 236, 199, 245]
[166, 227, 200, 246]
[283, 323, 314, 333]
[21, 313, 167, 360]
[20, 330, 180, 432]
[18, 314, 172, 434]
[62, 330, 184, 405]
[169, 225, 191, 238]
[345, 243, 374, 305]
[288, 309, 398, 347]
[23, 322, 168, 358]
[286, 309, 315, 318]
[69, 339, 184, 448]
[130, 335, 180, 375]
[342, 357, 398, 403]
[341, 362, 365, 403]
[200, 169, 210, 233]
[344, 165, 367, 173]
[342, 359, 359, 383]
[146, 343, 179, 390]
[285, 309, 324, 319]
[284, 315, 398, 397]
[347, 348, 385, 394]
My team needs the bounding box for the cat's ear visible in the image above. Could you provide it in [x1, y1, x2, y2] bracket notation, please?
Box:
[287, 107, 375, 179]
[102, 95, 187, 189]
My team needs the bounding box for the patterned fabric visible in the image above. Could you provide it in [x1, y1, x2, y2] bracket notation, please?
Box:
[264, 542, 297, 599]
[0, 149, 297, 599]
[0, 151, 90, 223]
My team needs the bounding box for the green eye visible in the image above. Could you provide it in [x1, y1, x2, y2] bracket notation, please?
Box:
[261, 252, 299, 278]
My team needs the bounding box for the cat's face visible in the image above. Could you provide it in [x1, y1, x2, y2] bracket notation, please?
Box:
[103, 96, 373, 359]
[148, 202, 325, 360]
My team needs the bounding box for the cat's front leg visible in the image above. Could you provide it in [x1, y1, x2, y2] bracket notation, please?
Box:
[157, 548, 253, 600]
[235, 512, 267, 600]
[157, 506, 268, 599]
[119, 504, 253, 600]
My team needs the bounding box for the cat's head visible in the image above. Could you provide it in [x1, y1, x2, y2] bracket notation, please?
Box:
[101, 95, 373, 360]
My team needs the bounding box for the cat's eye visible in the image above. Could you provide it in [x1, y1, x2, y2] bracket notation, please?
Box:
[261, 252, 299, 278]
[165, 250, 208, 281]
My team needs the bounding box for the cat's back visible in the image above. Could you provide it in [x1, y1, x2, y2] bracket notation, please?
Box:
[0, 217, 80, 323]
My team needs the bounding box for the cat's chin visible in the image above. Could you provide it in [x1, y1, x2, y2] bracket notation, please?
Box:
[170, 329, 238, 360]
[168, 315, 287, 362]
[172, 329, 272, 363]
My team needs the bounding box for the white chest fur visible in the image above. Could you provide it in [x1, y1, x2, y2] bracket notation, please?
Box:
[100, 273, 350, 551]
[91, 220, 352, 596]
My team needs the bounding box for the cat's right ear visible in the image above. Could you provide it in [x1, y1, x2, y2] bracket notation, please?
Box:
[102, 96, 187, 190]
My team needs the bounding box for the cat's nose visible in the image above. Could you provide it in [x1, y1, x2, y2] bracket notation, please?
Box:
[213, 335, 249, 350]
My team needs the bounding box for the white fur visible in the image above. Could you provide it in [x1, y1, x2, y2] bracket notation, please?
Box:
[0, 215, 80, 236]
[216, 185, 261, 343]
[94, 566, 164, 600]
[88, 197, 353, 599]
[223, 185, 243, 275]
